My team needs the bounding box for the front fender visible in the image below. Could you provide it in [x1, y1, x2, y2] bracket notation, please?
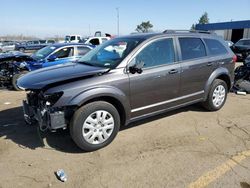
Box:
[67, 86, 131, 122]
[204, 67, 231, 100]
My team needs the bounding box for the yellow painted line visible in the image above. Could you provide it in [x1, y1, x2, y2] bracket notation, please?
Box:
[188, 150, 250, 188]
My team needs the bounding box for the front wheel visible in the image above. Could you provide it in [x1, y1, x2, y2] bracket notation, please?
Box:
[70, 101, 120, 151]
[202, 79, 228, 111]
[12, 71, 28, 91]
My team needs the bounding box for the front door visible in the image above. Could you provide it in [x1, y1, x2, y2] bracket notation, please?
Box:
[128, 38, 180, 118]
[44, 47, 75, 68]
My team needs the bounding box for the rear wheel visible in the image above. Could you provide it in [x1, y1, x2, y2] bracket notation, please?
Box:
[12, 71, 28, 91]
[202, 79, 228, 111]
[19, 48, 25, 52]
[70, 101, 120, 151]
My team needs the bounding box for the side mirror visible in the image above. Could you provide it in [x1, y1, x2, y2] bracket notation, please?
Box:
[47, 55, 57, 62]
[129, 60, 144, 74]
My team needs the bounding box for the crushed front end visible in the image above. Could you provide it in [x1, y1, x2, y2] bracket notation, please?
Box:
[23, 91, 70, 131]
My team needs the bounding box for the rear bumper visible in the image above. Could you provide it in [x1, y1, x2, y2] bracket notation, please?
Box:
[22, 100, 67, 131]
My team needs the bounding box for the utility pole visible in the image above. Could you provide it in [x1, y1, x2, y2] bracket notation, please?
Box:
[116, 7, 120, 36]
[88, 24, 91, 36]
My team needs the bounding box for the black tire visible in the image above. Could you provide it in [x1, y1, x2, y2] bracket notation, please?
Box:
[19, 48, 25, 52]
[202, 79, 228, 111]
[12, 71, 28, 91]
[70, 101, 120, 151]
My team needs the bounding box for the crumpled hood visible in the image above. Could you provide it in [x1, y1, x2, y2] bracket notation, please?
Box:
[17, 62, 108, 90]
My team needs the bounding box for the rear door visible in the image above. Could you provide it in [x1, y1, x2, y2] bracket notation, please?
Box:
[177, 37, 216, 101]
[129, 38, 181, 118]
[76, 46, 91, 58]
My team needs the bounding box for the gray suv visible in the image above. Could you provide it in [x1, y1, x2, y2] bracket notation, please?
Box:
[18, 31, 236, 151]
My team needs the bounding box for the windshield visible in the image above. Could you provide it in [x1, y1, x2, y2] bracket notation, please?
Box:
[65, 36, 71, 42]
[31, 46, 57, 60]
[78, 38, 143, 68]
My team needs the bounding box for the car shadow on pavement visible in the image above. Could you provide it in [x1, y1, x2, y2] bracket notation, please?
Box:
[0, 104, 206, 153]
[0, 106, 83, 153]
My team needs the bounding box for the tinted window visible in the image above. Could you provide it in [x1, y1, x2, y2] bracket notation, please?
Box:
[135, 38, 175, 68]
[89, 38, 100, 45]
[179, 38, 206, 60]
[243, 40, 250, 45]
[47, 40, 55, 44]
[236, 40, 250, 46]
[102, 38, 108, 43]
[33, 41, 39, 44]
[39, 40, 46, 44]
[70, 36, 76, 41]
[204, 39, 228, 55]
[77, 47, 91, 56]
[52, 47, 74, 59]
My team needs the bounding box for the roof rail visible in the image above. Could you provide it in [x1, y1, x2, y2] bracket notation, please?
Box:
[163, 30, 213, 34]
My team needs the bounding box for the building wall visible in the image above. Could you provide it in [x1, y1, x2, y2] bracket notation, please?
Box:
[243, 28, 250, 38]
[224, 30, 232, 41]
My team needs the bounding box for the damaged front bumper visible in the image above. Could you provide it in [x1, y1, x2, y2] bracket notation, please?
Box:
[22, 92, 67, 131]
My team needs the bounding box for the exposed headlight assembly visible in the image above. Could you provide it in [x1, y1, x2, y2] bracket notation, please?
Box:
[43, 92, 63, 106]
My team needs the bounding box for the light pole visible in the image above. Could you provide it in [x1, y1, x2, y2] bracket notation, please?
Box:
[116, 7, 120, 36]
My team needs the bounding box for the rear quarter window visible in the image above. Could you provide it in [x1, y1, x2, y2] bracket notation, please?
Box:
[179, 38, 206, 61]
[204, 39, 228, 55]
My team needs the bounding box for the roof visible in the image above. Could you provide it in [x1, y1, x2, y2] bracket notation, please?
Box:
[49, 43, 94, 48]
[117, 31, 219, 41]
[196, 20, 250, 30]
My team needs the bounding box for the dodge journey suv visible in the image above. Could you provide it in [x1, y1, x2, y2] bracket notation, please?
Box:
[18, 30, 236, 151]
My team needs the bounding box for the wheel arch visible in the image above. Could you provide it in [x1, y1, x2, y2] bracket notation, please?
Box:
[204, 68, 232, 100]
[68, 87, 131, 126]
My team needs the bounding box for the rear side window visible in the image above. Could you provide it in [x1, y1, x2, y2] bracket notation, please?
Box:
[89, 38, 100, 45]
[70, 36, 76, 41]
[179, 38, 206, 61]
[204, 39, 228, 55]
[77, 46, 91, 56]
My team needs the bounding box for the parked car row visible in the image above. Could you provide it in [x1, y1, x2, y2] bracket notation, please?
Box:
[15, 39, 56, 52]
[64, 34, 110, 46]
[17, 30, 236, 151]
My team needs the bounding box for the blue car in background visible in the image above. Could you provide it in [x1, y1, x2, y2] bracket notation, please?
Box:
[26, 43, 94, 71]
[0, 43, 94, 90]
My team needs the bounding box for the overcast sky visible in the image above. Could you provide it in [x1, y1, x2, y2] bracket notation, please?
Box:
[0, 0, 250, 38]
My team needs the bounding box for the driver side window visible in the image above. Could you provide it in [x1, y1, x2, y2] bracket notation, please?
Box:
[134, 38, 175, 68]
[52, 47, 74, 59]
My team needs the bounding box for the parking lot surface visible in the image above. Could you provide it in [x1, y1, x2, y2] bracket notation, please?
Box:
[0, 90, 250, 188]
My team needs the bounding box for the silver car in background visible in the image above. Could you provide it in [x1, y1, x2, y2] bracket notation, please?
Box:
[0, 41, 16, 53]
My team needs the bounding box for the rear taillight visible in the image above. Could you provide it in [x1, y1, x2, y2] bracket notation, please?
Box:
[233, 55, 237, 63]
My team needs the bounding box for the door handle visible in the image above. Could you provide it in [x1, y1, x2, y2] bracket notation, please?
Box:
[207, 62, 213, 66]
[168, 69, 178, 74]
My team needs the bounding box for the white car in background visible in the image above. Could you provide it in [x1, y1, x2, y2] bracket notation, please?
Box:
[65, 35, 82, 43]
[83, 37, 110, 46]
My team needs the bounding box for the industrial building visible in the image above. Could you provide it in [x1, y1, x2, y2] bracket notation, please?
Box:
[196, 20, 250, 43]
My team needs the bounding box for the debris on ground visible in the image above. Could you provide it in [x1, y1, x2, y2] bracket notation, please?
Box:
[55, 169, 67, 182]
